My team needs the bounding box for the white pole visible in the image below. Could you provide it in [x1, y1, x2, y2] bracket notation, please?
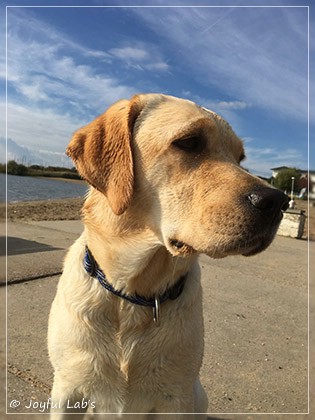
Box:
[291, 177, 295, 200]
[289, 177, 295, 209]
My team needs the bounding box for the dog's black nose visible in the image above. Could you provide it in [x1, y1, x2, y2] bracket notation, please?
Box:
[247, 186, 289, 214]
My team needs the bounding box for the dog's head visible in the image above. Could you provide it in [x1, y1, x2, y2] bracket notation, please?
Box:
[67, 93, 288, 259]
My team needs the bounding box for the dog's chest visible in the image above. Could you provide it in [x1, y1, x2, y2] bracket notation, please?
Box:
[91, 300, 204, 393]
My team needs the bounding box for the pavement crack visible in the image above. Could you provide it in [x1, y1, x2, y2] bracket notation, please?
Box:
[8, 363, 52, 395]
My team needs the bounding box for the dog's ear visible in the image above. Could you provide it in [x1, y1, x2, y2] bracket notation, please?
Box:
[67, 96, 143, 215]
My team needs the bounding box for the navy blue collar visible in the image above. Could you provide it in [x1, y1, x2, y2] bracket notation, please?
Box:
[83, 246, 187, 308]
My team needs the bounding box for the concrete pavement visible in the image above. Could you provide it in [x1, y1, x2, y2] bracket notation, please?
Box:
[1, 219, 313, 419]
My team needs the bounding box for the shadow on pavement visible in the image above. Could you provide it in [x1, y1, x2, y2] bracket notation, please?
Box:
[207, 417, 230, 420]
[3, 236, 62, 256]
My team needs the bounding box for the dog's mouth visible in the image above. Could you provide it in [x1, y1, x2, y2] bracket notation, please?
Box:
[218, 225, 279, 258]
[240, 215, 283, 256]
[240, 233, 276, 256]
[169, 227, 277, 259]
[168, 206, 283, 259]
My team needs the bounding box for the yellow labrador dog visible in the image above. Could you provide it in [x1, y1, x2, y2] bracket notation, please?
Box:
[48, 94, 288, 418]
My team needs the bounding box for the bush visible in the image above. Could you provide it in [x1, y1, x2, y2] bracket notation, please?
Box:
[273, 168, 301, 193]
[7, 160, 28, 176]
[29, 164, 44, 170]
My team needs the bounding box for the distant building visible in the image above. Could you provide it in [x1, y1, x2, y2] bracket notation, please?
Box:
[271, 166, 315, 199]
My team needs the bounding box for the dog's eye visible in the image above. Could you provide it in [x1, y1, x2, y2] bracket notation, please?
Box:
[173, 137, 200, 152]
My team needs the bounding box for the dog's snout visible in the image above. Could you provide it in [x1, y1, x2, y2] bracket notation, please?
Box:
[247, 187, 289, 214]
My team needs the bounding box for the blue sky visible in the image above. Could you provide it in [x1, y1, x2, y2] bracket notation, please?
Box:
[0, 0, 313, 177]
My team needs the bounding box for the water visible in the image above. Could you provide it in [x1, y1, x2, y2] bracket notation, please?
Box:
[1, 173, 88, 202]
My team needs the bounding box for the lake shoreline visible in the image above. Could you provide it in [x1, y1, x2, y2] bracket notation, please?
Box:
[3, 197, 84, 222]
[36, 176, 86, 185]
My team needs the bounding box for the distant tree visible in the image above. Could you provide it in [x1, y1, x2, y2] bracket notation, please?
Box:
[273, 168, 301, 193]
[29, 164, 44, 170]
[7, 160, 28, 176]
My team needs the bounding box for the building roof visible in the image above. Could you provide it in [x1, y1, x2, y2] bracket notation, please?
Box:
[270, 166, 290, 171]
[271, 166, 315, 174]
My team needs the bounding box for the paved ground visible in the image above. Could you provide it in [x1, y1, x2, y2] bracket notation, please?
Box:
[0, 220, 313, 419]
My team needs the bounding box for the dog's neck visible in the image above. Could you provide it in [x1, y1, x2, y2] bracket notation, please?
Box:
[82, 190, 196, 297]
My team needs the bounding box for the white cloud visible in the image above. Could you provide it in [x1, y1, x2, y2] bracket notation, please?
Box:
[109, 43, 170, 72]
[145, 61, 170, 71]
[217, 101, 248, 110]
[181, 91, 250, 112]
[110, 46, 150, 61]
[242, 137, 254, 144]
